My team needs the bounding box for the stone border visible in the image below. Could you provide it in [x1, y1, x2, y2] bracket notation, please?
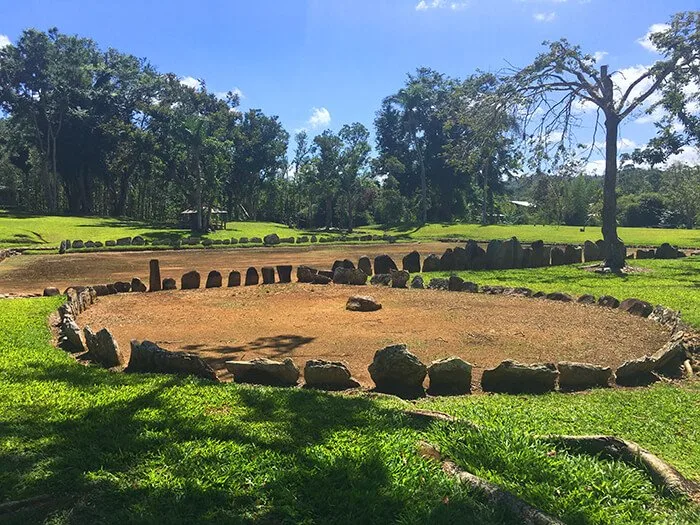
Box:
[46, 249, 698, 397]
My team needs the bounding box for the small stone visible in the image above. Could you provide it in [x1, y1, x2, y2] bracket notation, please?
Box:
[261, 267, 276, 284]
[619, 298, 653, 317]
[422, 254, 441, 272]
[43, 287, 60, 297]
[390, 270, 409, 288]
[264, 233, 280, 245]
[346, 295, 382, 312]
[162, 278, 177, 290]
[225, 358, 300, 386]
[402, 251, 421, 273]
[370, 274, 391, 286]
[577, 294, 596, 304]
[358, 256, 372, 276]
[410, 275, 425, 289]
[113, 281, 131, 293]
[558, 362, 613, 391]
[228, 271, 241, 287]
[428, 278, 449, 290]
[245, 267, 259, 286]
[597, 295, 620, 308]
[546, 292, 572, 302]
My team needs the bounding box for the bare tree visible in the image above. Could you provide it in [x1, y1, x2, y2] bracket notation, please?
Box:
[505, 12, 699, 270]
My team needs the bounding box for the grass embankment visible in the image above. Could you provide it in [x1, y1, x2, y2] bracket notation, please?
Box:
[421, 256, 700, 329]
[2, 210, 699, 249]
[382, 223, 700, 248]
[1, 298, 699, 524]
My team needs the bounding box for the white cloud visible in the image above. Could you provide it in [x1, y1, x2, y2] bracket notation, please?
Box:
[0, 34, 11, 48]
[533, 12, 556, 22]
[593, 51, 608, 63]
[637, 23, 671, 53]
[180, 76, 202, 90]
[307, 107, 331, 129]
[214, 87, 245, 101]
[416, 0, 469, 11]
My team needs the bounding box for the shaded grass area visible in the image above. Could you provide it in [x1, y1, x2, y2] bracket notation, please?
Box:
[420, 256, 700, 328]
[0, 298, 699, 524]
[380, 223, 700, 248]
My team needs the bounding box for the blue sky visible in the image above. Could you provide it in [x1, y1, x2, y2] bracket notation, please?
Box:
[1, 0, 698, 171]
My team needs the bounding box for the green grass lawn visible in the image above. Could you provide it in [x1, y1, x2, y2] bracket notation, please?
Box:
[383, 223, 700, 248]
[1, 298, 699, 524]
[2, 210, 698, 249]
[421, 256, 700, 329]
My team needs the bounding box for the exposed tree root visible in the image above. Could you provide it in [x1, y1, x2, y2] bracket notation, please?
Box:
[540, 435, 700, 501]
[417, 441, 565, 525]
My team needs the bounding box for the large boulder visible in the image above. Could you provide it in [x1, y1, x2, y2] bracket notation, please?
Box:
[402, 251, 421, 273]
[113, 281, 131, 293]
[655, 243, 679, 259]
[410, 275, 425, 289]
[311, 274, 332, 285]
[228, 271, 241, 287]
[583, 240, 601, 262]
[245, 267, 259, 286]
[390, 270, 409, 288]
[489, 237, 524, 269]
[422, 254, 441, 272]
[465, 240, 488, 270]
[264, 233, 280, 245]
[597, 295, 620, 308]
[427, 357, 472, 395]
[370, 274, 391, 286]
[648, 305, 680, 328]
[346, 295, 382, 312]
[332, 259, 355, 272]
[162, 278, 177, 290]
[116, 237, 132, 246]
[428, 277, 449, 290]
[132, 235, 145, 246]
[368, 344, 427, 397]
[303, 360, 360, 390]
[181, 271, 201, 290]
[577, 294, 596, 305]
[225, 358, 299, 386]
[374, 254, 398, 275]
[636, 249, 655, 260]
[550, 247, 566, 266]
[43, 287, 60, 297]
[297, 266, 318, 283]
[84, 326, 127, 368]
[261, 267, 276, 284]
[546, 291, 573, 302]
[557, 362, 613, 391]
[333, 267, 353, 284]
[452, 247, 468, 270]
[72, 240, 84, 249]
[59, 315, 85, 353]
[206, 271, 222, 288]
[276, 265, 292, 283]
[619, 298, 653, 318]
[529, 240, 550, 267]
[128, 340, 218, 381]
[615, 356, 658, 386]
[358, 256, 373, 276]
[652, 337, 689, 378]
[564, 245, 582, 265]
[131, 278, 147, 293]
[448, 275, 464, 292]
[440, 249, 455, 271]
[481, 360, 558, 394]
[149, 259, 161, 292]
[347, 268, 368, 285]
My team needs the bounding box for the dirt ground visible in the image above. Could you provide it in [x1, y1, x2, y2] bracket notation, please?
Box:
[77, 284, 670, 388]
[0, 242, 458, 294]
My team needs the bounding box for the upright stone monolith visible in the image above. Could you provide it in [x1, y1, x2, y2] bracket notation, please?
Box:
[149, 259, 161, 292]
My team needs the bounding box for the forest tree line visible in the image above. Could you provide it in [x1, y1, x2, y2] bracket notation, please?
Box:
[0, 23, 698, 232]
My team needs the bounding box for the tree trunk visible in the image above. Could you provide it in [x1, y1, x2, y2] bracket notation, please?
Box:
[481, 156, 490, 225]
[325, 196, 333, 228]
[601, 113, 624, 270]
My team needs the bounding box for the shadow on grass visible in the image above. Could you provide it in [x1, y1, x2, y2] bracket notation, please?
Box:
[1, 356, 514, 524]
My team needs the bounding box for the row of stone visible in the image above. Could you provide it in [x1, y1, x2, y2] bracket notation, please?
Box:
[59, 232, 397, 253]
[222, 336, 691, 397]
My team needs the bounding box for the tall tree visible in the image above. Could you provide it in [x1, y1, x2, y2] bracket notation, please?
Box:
[505, 11, 700, 270]
[338, 123, 371, 231]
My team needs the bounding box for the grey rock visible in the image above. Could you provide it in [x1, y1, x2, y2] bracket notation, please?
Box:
[128, 340, 218, 381]
[277, 265, 293, 283]
[358, 256, 373, 276]
[149, 259, 161, 292]
[245, 267, 259, 286]
[206, 271, 222, 288]
[228, 271, 241, 287]
[43, 287, 60, 297]
[410, 275, 425, 289]
[131, 278, 147, 293]
[346, 295, 382, 312]
[264, 233, 280, 245]
[427, 357, 472, 395]
[261, 267, 275, 284]
[616, 356, 658, 386]
[558, 362, 613, 391]
[370, 274, 392, 286]
[402, 251, 421, 273]
[374, 254, 398, 275]
[162, 278, 177, 290]
[577, 294, 596, 304]
[297, 266, 318, 283]
[481, 360, 558, 394]
[546, 291, 573, 302]
[181, 271, 201, 290]
[428, 278, 449, 290]
[619, 298, 653, 317]
[84, 326, 127, 368]
[225, 357, 299, 386]
[304, 360, 360, 390]
[390, 269, 409, 288]
[597, 295, 620, 308]
[422, 254, 441, 272]
[368, 344, 427, 397]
